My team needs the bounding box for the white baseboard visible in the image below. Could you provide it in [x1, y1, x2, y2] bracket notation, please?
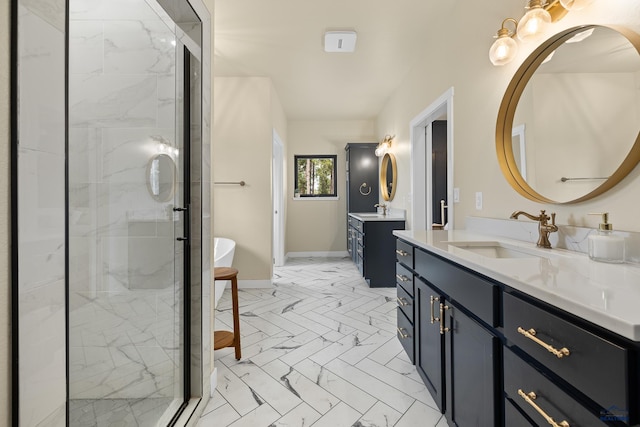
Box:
[286, 251, 349, 258]
[237, 279, 274, 288]
[210, 367, 218, 397]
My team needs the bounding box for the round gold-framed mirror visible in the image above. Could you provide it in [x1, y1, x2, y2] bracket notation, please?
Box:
[380, 152, 397, 201]
[146, 153, 176, 202]
[496, 25, 640, 204]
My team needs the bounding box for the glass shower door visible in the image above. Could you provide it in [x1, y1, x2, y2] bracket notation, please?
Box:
[67, 0, 186, 424]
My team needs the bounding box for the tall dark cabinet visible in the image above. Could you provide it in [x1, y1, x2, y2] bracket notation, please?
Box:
[345, 143, 379, 214]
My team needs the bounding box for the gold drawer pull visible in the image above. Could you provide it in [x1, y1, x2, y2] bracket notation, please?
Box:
[430, 295, 439, 324]
[396, 249, 409, 256]
[397, 297, 409, 307]
[397, 327, 409, 339]
[517, 327, 570, 358]
[439, 303, 450, 335]
[518, 389, 570, 427]
[396, 274, 410, 282]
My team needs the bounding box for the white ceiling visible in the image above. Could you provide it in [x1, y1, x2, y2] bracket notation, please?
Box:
[213, 0, 447, 121]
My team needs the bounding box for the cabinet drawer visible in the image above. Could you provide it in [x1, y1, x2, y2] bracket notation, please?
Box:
[396, 240, 414, 269]
[504, 293, 628, 413]
[396, 263, 413, 297]
[504, 348, 608, 427]
[356, 252, 363, 275]
[415, 248, 497, 326]
[397, 309, 414, 364]
[505, 398, 534, 426]
[397, 283, 414, 324]
[353, 219, 364, 233]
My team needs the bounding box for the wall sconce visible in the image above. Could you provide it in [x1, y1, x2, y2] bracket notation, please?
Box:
[489, 19, 519, 66]
[375, 135, 394, 157]
[490, 0, 596, 66]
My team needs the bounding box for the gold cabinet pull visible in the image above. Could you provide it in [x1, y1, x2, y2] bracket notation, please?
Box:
[439, 302, 450, 334]
[397, 297, 409, 307]
[430, 295, 439, 324]
[396, 249, 409, 257]
[395, 274, 410, 282]
[517, 327, 570, 358]
[397, 327, 409, 339]
[517, 389, 570, 427]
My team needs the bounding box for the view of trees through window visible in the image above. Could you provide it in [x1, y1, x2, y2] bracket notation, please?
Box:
[294, 155, 337, 197]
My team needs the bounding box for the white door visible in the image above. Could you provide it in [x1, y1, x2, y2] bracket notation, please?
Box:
[272, 131, 285, 266]
[410, 87, 455, 230]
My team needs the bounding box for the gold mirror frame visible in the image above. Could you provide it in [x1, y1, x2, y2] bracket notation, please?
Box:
[380, 152, 397, 201]
[496, 24, 640, 204]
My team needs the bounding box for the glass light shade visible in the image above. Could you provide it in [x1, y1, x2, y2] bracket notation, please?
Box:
[517, 7, 551, 42]
[489, 36, 518, 66]
[375, 143, 388, 157]
[559, 0, 594, 10]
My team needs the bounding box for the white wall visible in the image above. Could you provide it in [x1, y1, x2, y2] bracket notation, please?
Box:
[213, 77, 286, 280]
[286, 120, 376, 253]
[377, 0, 640, 232]
[0, 0, 10, 422]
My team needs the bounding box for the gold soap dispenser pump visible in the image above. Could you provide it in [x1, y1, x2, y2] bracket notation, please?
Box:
[588, 212, 625, 263]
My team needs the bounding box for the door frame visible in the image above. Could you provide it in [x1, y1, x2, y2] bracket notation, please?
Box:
[272, 130, 285, 266]
[410, 87, 454, 230]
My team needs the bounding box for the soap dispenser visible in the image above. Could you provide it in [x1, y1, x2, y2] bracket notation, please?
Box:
[588, 213, 625, 263]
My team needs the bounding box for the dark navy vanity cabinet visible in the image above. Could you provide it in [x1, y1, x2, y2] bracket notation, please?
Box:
[396, 237, 639, 427]
[349, 215, 405, 287]
[413, 246, 499, 426]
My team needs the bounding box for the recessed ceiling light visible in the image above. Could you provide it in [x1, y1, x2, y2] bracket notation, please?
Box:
[324, 31, 357, 53]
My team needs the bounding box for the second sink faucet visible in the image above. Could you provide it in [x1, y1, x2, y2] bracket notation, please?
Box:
[374, 203, 388, 216]
[510, 209, 558, 249]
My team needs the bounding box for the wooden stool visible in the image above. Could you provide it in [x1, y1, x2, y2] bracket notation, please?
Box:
[213, 267, 241, 360]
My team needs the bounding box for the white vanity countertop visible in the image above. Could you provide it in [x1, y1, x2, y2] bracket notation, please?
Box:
[394, 229, 640, 342]
[349, 212, 406, 222]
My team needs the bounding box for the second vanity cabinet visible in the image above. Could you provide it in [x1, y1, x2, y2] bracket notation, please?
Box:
[396, 235, 639, 427]
[349, 214, 404, 287]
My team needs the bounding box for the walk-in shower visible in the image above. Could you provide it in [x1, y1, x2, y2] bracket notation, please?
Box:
[13, 0, 211, 425]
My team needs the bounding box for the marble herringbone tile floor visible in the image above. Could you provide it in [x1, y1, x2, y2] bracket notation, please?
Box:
[197, 257, 449, 427]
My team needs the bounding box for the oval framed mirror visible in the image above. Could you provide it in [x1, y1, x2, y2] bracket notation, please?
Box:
[146, 153, 176, 202]
[496, 25, 640, 204]
[380, 152, 397, 201]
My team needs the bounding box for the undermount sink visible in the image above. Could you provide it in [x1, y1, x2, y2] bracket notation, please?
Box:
[445, 241, 552, 260]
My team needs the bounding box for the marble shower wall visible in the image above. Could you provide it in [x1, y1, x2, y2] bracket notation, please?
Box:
[68, 0, 182, 400]
[17, 1, 67, 425]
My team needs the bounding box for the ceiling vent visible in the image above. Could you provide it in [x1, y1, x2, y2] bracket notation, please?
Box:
[324, 31, 357, 53]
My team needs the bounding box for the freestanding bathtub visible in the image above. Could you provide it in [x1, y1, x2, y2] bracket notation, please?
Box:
[213, 237, 236, 308]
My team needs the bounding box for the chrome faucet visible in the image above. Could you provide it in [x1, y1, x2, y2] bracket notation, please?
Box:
[510, 209, 558, 249]
[374, 203, 388, 216]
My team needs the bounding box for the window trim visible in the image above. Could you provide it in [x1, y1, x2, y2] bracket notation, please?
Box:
[294, 154, 338, 198]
